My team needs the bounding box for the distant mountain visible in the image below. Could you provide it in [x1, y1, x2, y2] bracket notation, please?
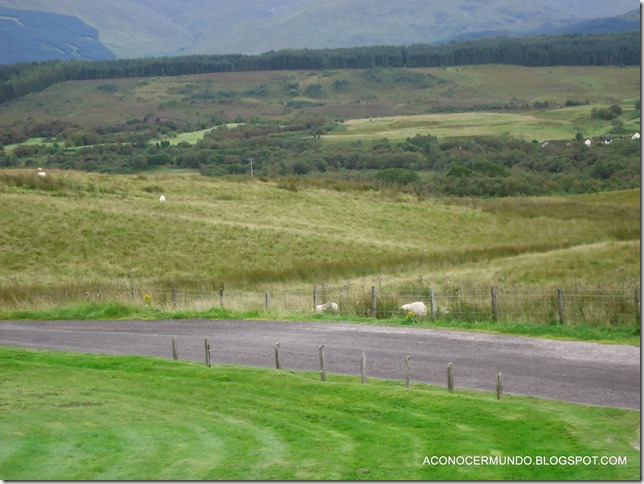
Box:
[0, 7, 115, 64]
[535, 8, 641, 36]
[445, 8, 641, 42]
[0, 0, 638, 62]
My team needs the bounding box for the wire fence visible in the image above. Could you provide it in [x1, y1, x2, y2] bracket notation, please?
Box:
[11, 282, 641, 328]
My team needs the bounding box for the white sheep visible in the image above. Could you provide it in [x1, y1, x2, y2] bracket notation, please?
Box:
[400, 301, 427, 317]
[315, 301, 339, 313]
[37, 167, 46, 177]
[159, 195, 166, 202]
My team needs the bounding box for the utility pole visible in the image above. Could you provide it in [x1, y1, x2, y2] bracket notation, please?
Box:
[244, 141, 254, 179]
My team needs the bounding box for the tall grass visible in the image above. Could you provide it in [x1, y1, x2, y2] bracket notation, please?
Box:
[0, 170, 638, 326]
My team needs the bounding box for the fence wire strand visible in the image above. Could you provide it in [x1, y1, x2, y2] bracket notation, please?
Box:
[5, 284, 640, 327]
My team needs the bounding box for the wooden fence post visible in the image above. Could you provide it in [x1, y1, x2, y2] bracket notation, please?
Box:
[496, 370, 503, 400]
[313, 286, 318, 311]
[371, 286, 377, 318]
[219, 288, 224, 307]
[491, 287, 498, 321]
[634, 286, 640, 324]
[265, 292, 271, 311]
[405, 355, 412, 389]
[275, 342, 281, 370]
[171, 336, 178, 361]
[447, 362, 454, 393]
[430, 289, 436, 320]
[319, 345, 327, 381]
[204, 338, 211, 367]
[172, 287, 177, 309]
[557, 289, 565, 324]
[360, 351, 367, 384]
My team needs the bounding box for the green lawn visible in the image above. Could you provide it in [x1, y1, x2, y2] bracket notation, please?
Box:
[0, 347, 639, 480]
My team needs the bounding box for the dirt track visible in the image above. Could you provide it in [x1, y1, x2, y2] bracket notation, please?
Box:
[0, 319, 639, 409]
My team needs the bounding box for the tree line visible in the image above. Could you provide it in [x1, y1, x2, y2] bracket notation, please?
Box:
[3, 118, 640, 198]
[0, 31, 639, 104]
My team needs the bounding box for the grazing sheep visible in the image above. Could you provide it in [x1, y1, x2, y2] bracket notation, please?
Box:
[315, 301, 339, 313]
[400, 301, 426, 317]
[37, 167, 46, 177]
[159, 195, 166, 202]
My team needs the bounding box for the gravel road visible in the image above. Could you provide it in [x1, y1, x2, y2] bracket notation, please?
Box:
[0, 319, 639, 409]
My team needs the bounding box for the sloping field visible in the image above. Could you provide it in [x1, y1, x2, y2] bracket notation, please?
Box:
[326, 111, 583, 142]
[0, 65, 638, 132]
[0, 170, 638, 302]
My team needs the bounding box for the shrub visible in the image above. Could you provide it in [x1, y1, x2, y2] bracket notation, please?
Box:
[375, 168, 419, 185]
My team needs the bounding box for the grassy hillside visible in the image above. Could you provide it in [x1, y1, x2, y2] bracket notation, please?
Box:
[1, 65, 638, 132]
[0, 169, 638, 305]
[0, 347, 639, 480]
[0, 64, 639, 326]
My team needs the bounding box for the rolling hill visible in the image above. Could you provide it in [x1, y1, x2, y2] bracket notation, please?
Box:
[0, 0, 638, 61]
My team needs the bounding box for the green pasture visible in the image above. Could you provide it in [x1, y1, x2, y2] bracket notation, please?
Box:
[0, 347, 639, 480]
[324, 105, 638, 143]
[151, 123, 244, 146]
[156, 126, 216, 145]
[3, 137, 54, 155]
[0, 171, 638, 310]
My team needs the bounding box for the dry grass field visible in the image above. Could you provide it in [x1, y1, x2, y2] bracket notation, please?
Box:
[0, 169, 638, 311]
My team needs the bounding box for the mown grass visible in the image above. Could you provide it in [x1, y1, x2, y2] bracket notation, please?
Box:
[0, 347, 639, 480]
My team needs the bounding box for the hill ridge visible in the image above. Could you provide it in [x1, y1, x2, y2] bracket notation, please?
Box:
[0, 0, 637, 61]
[0, 6, 115, 64]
